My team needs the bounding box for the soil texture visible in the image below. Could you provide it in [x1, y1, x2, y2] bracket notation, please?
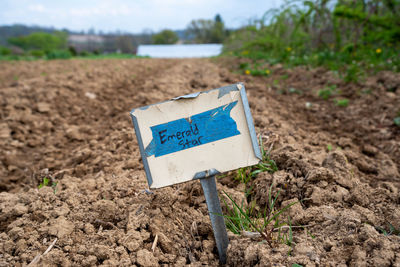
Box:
[0, 58, 399, 266]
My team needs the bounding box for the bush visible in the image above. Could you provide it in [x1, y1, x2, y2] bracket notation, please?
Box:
[223, 0, 400, 76]
[8, 31, 67, 51]
[30, 49, 45, 58]
[0, 46, 11, 56]
[152, 30, 179, 44]
[79, 51, 90, 57]
[46, 50, 72, 59]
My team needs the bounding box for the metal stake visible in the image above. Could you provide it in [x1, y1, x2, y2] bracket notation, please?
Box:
[200, 175, 229, 264]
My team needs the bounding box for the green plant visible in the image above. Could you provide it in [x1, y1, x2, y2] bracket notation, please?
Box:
[344, 64, 363, 83]
[38, 177, 50, 188]
[317, 85, 336, 100]
[223, 0, 400, 81]
[38, 177, 58, 193]
[0, 46, 11, 56]
[152, 29, 179, 44]
[394, 117, 400, 127]
[221, 185, 297, 247]
[375, 223, 400, 236]
[235, 136, 278, 185]
[288, 87, 302, 94]
[30, 49, 45, 58]
[46, 49, 72, 59]
[327, 144, 333, 151]
[8, 31, 67, 51]
[334, 98, 349, 107]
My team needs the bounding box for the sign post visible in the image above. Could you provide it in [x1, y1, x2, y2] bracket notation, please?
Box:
[130, 83, 261, 263]
[200, 175, 229, 263]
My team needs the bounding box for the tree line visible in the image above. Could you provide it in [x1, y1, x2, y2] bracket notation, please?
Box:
[0, 14, 230, 58]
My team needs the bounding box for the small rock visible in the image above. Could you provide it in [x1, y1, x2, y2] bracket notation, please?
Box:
[37, 102, 51, 113]
[66, 126, 84, 141]
[362, 144, 378, 156]
[0, 123, 10, 139]
[123, 159, 137, 169]
[85, 92, 97, 99]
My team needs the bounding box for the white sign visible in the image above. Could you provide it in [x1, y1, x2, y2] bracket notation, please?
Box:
[130, 83, 261, 188]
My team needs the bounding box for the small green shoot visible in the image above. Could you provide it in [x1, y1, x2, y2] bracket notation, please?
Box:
[38, 177, 58, 193]
[38, 177, 49, 189]
[317, 85, 336, 100]
[334, 98, 349, 107]
[235, 136, 278, 185]
[292, 264, 303, 267]
[394, 117, 400, 127]
[376, 224, 400, 236]
[288, 87, 302, 95]
[327, 144, 333, 151]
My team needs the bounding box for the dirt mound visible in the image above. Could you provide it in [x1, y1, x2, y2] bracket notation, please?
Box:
[1, 58, 399, 266]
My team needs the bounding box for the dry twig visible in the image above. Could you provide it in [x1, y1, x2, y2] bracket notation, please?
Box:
[28, 238, 58, 266]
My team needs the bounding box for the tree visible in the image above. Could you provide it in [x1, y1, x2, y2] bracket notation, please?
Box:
[185, 14, 228, 43]
[116, 35, 136, 53]
[8, 31, 67, 51]
[152, 30, 179, 44]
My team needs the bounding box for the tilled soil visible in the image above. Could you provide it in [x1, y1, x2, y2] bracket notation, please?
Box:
[0, 58, 399, 266]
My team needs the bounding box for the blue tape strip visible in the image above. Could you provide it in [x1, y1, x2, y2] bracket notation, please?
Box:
[145, 101, 240, 157]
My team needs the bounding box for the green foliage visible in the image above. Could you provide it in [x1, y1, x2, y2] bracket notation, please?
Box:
[38, 177, 58, 193]
[0, 46, 11, 55]
[334, 98, 350, 107]
[46, 50, 72, 59]
[8, 31, 67, 51]
[375, 223, 400, 236]
[186, 14, 228, 43]
[38, 177, 50, 189]
[318, 85, 337, 100]
[327, 144, 333, 151]
[224, 0, 400, 79]
[30, 49, 45, 58]
[152, 29, 179, 44]
[344, 64, 363, 83]
[221, 185, 297, 247]
[235, 136, 278, 185]
[394, 117, 400, 126]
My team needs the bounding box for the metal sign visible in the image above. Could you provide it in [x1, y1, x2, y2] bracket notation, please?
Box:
[130, 83, 261, 263]
[130, 83, 261, 189]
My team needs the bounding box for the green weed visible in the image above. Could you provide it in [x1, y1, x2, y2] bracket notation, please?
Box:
[288, 87, 302, 95]
[334, 98, 350, 107]
[38, 177, 58, 193]
[223, 0, 400, 80]
[317, 85, 336, 100]
[375, 223, 400, 236]
[235, 136, 278, 185]
[326, 144, 333, 151]
[221, 185, 297, 247]
[38, 177, 50, 188]
[394, 117, 400, 127]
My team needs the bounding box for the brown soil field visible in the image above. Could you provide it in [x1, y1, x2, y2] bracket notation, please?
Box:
[0, 58, 399, 266]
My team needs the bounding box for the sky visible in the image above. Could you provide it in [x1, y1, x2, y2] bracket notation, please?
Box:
[0, 0, 283, 33]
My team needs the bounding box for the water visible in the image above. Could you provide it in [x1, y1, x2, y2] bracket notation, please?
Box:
[137, 44, 223, 58]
